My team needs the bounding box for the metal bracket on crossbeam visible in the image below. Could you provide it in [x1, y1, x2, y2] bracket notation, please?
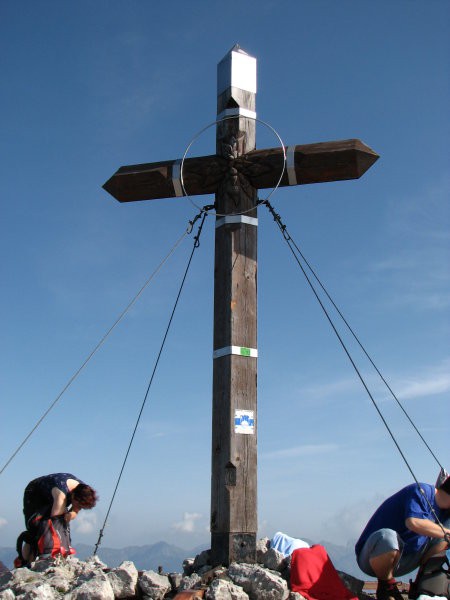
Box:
[286, 146, 297, 186]
[172, 160, 183, 197]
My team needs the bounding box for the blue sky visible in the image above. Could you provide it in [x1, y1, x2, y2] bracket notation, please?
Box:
[1, 1, 449, 556]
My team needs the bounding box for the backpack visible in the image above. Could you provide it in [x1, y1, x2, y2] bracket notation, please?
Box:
[409, 555, 450, 599]
[14, 514, 74, 567]
[14, 530, 34, 568]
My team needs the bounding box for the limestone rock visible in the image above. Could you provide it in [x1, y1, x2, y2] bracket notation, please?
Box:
[206, 578, 249, 599]
[138, 569, 171, 600]
[228, 562, 289, 600]
[255, 537, 270, 564]
[45, 573, 72, 594]
[178, 572, 202, 591]
[4, 568, 45, 595]
[106, 561, 138, 598]
[262, 548, 287, 572]
[168, 571, 182, 591]
[17, 581, 58, 599]
[193, 550, 211, 571]
[0, 571, 13, 589]
[182, 557, 195, 575]
[0, 538, 367, 600]
[68, 572, 115, 600]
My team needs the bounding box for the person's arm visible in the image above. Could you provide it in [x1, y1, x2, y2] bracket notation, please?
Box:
[51, 485, 80, 521]
[64, 506, 80, 523]
[406, 517, 450, 540]
[50, 488, 67, 517]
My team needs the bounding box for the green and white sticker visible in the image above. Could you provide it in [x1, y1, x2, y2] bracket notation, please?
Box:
[213, 346, 258, 359]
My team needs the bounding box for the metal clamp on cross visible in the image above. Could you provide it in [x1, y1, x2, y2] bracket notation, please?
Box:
[102, 45, 379, 567]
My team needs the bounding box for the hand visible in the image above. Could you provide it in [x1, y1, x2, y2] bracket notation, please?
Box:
[64, 511, 77, 523]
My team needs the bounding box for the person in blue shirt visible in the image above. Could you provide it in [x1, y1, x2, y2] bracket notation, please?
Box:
[355, 472, 450, 600]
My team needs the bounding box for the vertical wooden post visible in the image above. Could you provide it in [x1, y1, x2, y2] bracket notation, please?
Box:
[102, 45, 379, 568]
[211, 46, 258, 566]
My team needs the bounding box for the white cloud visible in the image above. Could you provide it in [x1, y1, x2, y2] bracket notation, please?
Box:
[320, 493, 385, 545]
[398, 374, 450, 400]
[0, 517, 7, 528]
[172, 512, 202, 533]
[396, 359, 450, 401]
[261, 443, 339, 460]
[72, 511, 98, 535]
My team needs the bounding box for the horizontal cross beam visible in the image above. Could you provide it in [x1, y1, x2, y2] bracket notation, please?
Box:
[103, 139, 378, 203]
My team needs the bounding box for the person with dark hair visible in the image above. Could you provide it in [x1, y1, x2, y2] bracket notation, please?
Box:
[19, 473, 98, 564]
[355, 470, 450, 600]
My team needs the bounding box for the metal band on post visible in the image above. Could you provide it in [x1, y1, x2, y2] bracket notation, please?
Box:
[172, 160, 183, 197]
[286, 146, 297, 186]
[215, 215, 258, 228]
[216, 107, 257, 121]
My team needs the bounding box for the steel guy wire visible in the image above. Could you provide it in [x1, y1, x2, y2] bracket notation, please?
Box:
[262, 199, 443, 471]
[93, 210, 209, 554]
[263, 199, 449, 537]
[0, 216, 201, 476]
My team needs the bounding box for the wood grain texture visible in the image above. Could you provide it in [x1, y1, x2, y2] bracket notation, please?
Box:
[103, 139, 378, 203]
[210, 78, 258, 566]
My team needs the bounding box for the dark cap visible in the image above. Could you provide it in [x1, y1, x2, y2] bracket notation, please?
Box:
[436, 467, 450, 494]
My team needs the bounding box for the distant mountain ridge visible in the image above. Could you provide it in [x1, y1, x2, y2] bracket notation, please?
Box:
[0, 539, 368, 579]
[0, 541, 206, 574]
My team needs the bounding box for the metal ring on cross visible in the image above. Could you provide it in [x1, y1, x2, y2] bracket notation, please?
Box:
[180, 115, 287, 216]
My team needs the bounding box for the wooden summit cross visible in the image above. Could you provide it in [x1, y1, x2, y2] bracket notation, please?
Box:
[103, 45, 378, 566]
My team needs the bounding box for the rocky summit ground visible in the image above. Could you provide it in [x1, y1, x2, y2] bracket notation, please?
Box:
[0, 539, 385, 599]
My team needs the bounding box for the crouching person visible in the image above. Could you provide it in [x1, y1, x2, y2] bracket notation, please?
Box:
[355, 473, 450, 600]
[16, 472, 98, 566]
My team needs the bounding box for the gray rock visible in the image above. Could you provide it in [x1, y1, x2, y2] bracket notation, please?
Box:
[206, 578, 249, 600]
[228, 563, 289, 600]
[37, 563, 77, 594]
[168, 572, 182, 591]
[262, 548, 286, 572]
[288, 593, 307, 600]
[45, 575, 72, 594]
[4, 569, 46, 597]
[139, 570, 171, 600]
[106, 561, 138, 598]
[82, 556, 107, 571]
[193, 549, 211, 571]
[16, 581, 58, 599]
[178, 572, 202, 591]
[182, 558, 195, 576]
[68, 572, 114, 600]
[337, 570, 364, 596]
[256, 538, 270, 564]
[0, 570, 13, 589]
[31, 559, 58, 574]
[210, 566, 227, 579]
[6, 569, 42, 587]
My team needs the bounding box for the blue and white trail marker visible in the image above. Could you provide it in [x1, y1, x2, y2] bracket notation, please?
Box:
[234, 409, 255, 434]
